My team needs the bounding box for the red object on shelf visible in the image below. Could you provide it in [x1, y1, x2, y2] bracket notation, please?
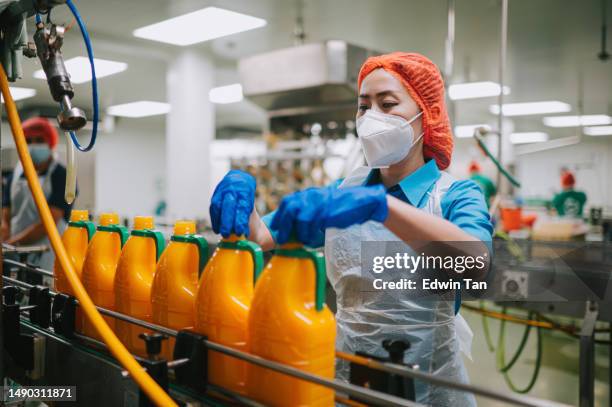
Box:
[500, 207, 523, 231]
[521, 214, 538, 228]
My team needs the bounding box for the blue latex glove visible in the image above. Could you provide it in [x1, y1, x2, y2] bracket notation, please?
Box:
[209, 170, 256, 237]
[271, 184, 388, 246]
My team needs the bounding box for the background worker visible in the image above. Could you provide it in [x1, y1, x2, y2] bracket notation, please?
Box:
[1, 117, 74, 273]
[210, 52, 492, 406]
[552, 170, 586, 218]
[468, 160, 496, 207]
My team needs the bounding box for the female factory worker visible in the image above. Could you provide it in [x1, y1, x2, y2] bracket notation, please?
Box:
[1, 117, 73, 272]
[210, 52, 492, 406]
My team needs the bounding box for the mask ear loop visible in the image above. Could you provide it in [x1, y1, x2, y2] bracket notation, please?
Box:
[412, 131, 425, 146]
[409, 111, 425, 146]
[407, 110, 423, 124]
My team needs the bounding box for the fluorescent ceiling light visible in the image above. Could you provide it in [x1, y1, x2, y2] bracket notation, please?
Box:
[209, 83, 243, 104]
[489, 101, 571, 116]
[454, 124, 491, 138]
[510, 132, 549, 144]
[448, 81, 510, 100]
[583, 126, 612, 136]
[107, 101, 170, 118]
[133, 7, 267, 46]
[34, 57, 127, 84]
[0, 87, 36, 103]
[543, 114, 612, 128]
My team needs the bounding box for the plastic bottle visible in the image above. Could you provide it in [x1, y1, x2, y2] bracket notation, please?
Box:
[114, 216, 165, 357]
[151, 220, 208, 360]
[247, 243, 335, 406]
[195, 235, 263, 395]
[54, 209, 95, 333]
[54, 209, 95, 295]
[81, 213, 128, 339]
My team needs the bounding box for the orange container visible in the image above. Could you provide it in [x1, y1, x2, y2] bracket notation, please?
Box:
[247, 243, 335, 406]
[54, 210, 95, 332]
[54, 210, 95, 294]
[195, 235, 263, 395]
[151, 220, 208, 360]
[114, 216, 165, 357]
[81, 213, 128, 339]
[500, 207, 523, 232]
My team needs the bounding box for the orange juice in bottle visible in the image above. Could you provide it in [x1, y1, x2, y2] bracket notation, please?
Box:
[81, 213, 128, 339]
[194, 235, 263, 394]
[151, 220, 208, 360]
[114, 216, 165, 357]
[247, 243, 335, 406]
[54, 209, 95, 294]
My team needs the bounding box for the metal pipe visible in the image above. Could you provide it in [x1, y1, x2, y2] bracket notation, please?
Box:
[497, 0, 508, 188]
[444, 0, 456, 79]
[445, 0, 457, 123]
[599, 0, 610, 60]
[2, 243, 49, 254]
[119, 359, 190, 378]
[335, 352, 571, 407]
[3, 275, 34, 291]
[3, 258, 54, 277]
[94, 306, 177, 337]
[205, 340, 421, 407]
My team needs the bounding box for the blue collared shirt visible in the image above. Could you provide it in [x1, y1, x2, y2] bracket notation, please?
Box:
[263, 159, 493, 247]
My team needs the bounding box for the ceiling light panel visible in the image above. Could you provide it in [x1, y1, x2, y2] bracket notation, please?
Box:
[133, 7, 267, 46]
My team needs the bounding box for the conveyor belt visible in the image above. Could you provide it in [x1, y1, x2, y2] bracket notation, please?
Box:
[2, 258, 573, 407]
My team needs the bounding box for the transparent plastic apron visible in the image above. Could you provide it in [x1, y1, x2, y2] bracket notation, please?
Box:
[324, 166, 475, 407]
[9, 160, 66, 273]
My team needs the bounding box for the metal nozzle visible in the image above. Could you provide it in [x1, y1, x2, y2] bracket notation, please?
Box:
[58, 95, 87, 131]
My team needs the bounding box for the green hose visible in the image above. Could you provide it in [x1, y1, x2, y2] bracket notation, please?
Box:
[496, 307, 543, 393]
[494, 230, 525, 262]
[481, 301, 496, 352]
[498, 311, 533, 373]
[474, 132, 521, 187]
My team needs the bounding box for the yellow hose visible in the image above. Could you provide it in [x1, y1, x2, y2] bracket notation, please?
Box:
[0, 64, 177, 407]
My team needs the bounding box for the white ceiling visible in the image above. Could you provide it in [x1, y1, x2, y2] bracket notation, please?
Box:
[9, 0, 612, 138]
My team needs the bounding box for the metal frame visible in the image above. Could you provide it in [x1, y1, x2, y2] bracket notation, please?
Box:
[1, 258, 574, 407]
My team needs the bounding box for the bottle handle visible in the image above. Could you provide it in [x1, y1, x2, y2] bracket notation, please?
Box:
[68, 220, 96, 241]
[97, 224, 129, 247]
[274, 247, 326, 311]
[217, 238, 264, 284]
[131, 229, 166, 261]
[171, 234, 210, 271]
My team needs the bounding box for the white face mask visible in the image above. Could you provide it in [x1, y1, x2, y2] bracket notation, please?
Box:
[356, 110, 423, 168]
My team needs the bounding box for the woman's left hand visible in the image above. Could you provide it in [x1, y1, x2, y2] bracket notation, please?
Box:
[270, 184, 388, 246]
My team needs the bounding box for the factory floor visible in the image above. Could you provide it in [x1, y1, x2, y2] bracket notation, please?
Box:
[463, 307, 610, 407]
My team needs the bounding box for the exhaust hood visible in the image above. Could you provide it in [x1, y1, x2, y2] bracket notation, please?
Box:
[238, 41, 376, 113]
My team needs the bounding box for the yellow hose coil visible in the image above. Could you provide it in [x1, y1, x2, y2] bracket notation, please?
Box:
[0, 64, 177, 407]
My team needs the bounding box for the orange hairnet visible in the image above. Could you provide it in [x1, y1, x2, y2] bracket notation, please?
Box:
[468, 160, 481, 173]
[561, 171, 575, 188]
[23, 117, 58, 149]
[357, 52, 453, 170]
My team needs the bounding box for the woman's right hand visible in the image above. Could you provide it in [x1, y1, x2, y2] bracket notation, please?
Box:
[209, 170, 256, 238]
